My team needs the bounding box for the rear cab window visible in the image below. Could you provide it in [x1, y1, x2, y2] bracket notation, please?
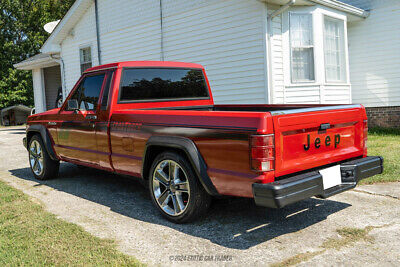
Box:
[118, 68, 210, 103]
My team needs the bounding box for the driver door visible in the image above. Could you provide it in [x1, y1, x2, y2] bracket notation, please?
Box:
[57, 72, 106, 166]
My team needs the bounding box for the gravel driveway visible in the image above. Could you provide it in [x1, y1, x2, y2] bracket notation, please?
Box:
[0, 126, 399, 266]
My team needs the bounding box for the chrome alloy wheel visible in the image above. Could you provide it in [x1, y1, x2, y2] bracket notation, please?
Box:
[29, 140, 44, 176]
[152, 160, 190, 216]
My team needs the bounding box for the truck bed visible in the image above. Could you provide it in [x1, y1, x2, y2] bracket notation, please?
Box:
[145, 104, 357, 113]
[112, 103, 367, 196]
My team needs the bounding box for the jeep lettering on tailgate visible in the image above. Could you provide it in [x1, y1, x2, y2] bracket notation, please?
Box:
[303, 134, 341, 151]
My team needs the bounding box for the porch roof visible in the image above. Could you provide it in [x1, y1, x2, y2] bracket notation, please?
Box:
[13, 53, 59, 70]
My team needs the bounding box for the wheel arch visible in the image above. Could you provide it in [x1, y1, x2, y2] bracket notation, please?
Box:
[26, 124, 59, 161]
[142, 136, 219, 197]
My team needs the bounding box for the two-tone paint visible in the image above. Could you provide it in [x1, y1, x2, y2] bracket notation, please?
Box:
[26, 61, 368, 199]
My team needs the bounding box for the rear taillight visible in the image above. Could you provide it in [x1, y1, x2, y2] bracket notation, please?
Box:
[363, 119, 368, 157]
[250, 134, 275, 172]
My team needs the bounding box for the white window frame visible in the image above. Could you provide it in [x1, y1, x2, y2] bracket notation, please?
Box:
[289, 12, 316, 84]
[323, 15, 347, 83]
[79, 46, 93, 74]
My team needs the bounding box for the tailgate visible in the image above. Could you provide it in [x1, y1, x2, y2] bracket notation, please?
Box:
[272, 105, 367, 177]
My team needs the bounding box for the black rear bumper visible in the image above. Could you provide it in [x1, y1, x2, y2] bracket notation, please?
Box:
[253, 156, 383, 208]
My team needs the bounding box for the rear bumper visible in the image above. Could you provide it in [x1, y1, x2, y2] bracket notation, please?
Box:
[253, 156, 383, 208]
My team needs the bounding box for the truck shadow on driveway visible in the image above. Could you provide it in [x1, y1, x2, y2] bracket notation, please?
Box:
[10, 163, 351, 250]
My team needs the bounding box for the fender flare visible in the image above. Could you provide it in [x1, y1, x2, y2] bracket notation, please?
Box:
[143, 136, 220, 197]
[26, 124, 59, 161]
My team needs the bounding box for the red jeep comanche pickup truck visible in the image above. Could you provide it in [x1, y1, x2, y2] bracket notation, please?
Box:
[24, 61, 383, 223]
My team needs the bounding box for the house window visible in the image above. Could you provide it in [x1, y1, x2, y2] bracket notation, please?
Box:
[80, 47, 92, 74]
[324, 16, 346, 82]
[290, 13, 315, 82]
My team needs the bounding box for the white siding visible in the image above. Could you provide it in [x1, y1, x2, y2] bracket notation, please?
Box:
[347, 0, 400, 107]
[162, 0, 267, 103]
[323, 84, 352, 103]
[98, 0, 162, 63]
[60, 0, 268, 103]
[61, 3, 98, 93]
[57, 0, 355, 105]
[268, 4, 285, 104]
[284, 85, 321, 104]
[281, 84, 351, 104]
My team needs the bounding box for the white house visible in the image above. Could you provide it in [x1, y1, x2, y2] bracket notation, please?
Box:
[341, 0, 400, 128]
[16, 0, 377, 119]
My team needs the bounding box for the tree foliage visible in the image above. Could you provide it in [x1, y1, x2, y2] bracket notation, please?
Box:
[0, 0, 75, 109]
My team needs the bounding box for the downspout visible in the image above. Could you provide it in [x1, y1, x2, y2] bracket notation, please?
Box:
[267, 0, 295, 104]
[159, 0, 165, 61]
[94, 0, 102, 65]
[50, 54, 67, 101]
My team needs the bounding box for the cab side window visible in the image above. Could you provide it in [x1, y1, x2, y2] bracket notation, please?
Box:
[69, 82, 83, 104]
[80, 74, 105, 111]
[69, 74, 105, 111]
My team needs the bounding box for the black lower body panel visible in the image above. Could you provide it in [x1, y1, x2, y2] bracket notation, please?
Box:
[253, 156, 383, 208]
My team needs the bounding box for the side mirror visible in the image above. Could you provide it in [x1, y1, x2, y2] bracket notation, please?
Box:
[67, 99, 79, 111]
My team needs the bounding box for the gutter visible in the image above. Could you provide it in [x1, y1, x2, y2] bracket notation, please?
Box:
[159, 0, 165, 61]
[13, 57, 54, 70]
[306, 0, 369, 18]
[94, 0, 102, 65]
[267, 0, 296, 104]
[50, 55, 68, 101]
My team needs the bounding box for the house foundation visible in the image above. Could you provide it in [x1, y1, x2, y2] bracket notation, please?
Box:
[366, 106, 400, 129]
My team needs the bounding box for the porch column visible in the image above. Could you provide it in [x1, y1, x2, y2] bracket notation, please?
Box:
[32, 68, 47, 113]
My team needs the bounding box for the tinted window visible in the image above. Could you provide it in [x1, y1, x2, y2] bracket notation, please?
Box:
[69, 74, 105, 111]
[120, 68, 209, 102]
[69, 83, 83, 104]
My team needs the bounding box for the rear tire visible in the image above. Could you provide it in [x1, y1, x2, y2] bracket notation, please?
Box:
[28, 135, 59, 180]
[149, 151, 211, 223]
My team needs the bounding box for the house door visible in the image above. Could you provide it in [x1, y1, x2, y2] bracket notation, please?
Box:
[57, 73, 106, 166]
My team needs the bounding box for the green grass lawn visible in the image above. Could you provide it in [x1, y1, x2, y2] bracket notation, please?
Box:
[0, 181, 143, 266]
[362, 128, 400, 184]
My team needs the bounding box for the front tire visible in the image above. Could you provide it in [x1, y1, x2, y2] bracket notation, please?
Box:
[149, 151, 211, 223]
[28, 135, 59, 180]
